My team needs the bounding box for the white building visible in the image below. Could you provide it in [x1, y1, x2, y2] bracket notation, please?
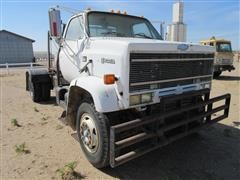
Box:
[167, 1, 187, 42]
[0, 30, 35, 64]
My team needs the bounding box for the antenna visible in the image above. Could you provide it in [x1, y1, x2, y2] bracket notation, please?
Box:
[55, 5, 82, 15]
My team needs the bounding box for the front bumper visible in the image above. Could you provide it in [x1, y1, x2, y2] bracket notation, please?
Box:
[110, 89, 231, 167]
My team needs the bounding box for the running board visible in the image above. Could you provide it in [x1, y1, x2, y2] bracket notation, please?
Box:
[109, 90, 231, 167]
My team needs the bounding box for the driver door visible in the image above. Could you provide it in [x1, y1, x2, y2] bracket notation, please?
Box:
[59, 15, 85, 82]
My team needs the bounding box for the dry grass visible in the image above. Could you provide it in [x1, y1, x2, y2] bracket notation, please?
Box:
[15, 143, 30, 154]
[56, 161, 85, 180]
[56, 124, 64, 130]
[11, 118, 21, 127]
[34, 107, 39, 112]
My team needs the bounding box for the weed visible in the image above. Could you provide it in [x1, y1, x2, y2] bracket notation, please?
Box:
[15, 143, 30, 154]
[65, 161, 77, 172]
[41, 117, 47, 121]
[41, 116, 50, 121]
[56, 125, 63, 130]
[56, 161, 85, 180]
[40, 122, 48, 126]
[34, 107, 39, 112]
[11, 118, 21, 127]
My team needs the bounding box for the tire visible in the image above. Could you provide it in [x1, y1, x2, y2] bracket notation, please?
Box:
[76, 102, 109, 168]
[27, 74, 42, 102]
[213, 71, 222, 78]
[28, 75, 50, 102]
[31, 83, 42, 102]
[41, 83, 51, 101]
[26, 72, 29, 91]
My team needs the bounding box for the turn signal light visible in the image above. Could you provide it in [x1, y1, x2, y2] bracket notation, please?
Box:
[104, 74, 116, 84]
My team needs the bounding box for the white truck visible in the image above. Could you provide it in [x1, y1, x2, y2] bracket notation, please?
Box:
[26, 8, 231, 168]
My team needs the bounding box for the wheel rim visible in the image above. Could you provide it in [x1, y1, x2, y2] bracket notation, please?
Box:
[79, 113, 99, 154]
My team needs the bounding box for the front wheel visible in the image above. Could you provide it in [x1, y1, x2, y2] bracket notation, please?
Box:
[76, 102, 109, 168]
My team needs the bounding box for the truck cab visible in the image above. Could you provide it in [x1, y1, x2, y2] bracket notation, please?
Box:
[200, 37, 235, 77]
[26, 8, 231, 168]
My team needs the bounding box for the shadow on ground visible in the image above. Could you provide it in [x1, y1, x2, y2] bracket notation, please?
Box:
[215, 76, 240, 81]
[101, 123, 240, 180]
[39, 96, 58, 105]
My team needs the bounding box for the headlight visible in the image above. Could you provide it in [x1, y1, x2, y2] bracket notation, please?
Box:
[141, 93, 152, 103]
[130, 93, 152, 106]
[130, 95, 141, 105]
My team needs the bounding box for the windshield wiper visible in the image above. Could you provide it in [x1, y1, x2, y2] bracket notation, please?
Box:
[134, 33, 153, 39]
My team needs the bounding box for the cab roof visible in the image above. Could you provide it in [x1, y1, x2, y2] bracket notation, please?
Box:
[85, 10, 147, 20]
[200, 36, 231, 43]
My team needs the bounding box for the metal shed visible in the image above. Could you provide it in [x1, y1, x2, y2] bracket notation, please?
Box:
[0, 30, 35, 64]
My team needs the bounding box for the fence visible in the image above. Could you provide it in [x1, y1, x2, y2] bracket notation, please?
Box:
[0, 62, 44, 74]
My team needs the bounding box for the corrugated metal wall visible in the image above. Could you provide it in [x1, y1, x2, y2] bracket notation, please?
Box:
[0, 31, 34, 64]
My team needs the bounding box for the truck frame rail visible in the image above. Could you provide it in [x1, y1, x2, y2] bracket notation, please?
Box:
[109, 89, 231, 167]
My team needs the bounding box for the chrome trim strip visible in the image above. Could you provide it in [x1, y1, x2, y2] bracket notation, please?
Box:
[129, 81, 211, 95]
[131, 58, 214, 62]
[130, 75, 212, 86]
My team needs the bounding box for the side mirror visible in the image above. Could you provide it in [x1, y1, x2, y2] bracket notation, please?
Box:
[48, 8, 62, 38]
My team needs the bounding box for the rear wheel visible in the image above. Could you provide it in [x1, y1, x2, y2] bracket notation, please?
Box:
[41, 83, 51, 101]
[29, 81, 50, 102]
[29, 81, 42, 102]
[76, 102, 109, 168]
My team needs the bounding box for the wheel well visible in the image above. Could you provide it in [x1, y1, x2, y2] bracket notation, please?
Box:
[66, 86, 94, 130]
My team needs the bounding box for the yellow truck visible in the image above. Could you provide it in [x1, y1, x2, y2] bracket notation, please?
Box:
[200, 37, 235, 77]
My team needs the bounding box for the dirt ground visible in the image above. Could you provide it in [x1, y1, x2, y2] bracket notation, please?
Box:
[1, 57, 239, 180]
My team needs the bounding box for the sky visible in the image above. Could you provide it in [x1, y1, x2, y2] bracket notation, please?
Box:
[0, 0, 239, 51]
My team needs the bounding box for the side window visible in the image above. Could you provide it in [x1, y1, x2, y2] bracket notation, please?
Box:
[132, 23, 152, 37]
[65, 17, 84, 41]
[209, 42, 214, 46]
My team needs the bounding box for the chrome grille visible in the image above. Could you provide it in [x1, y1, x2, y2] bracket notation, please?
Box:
[129, 53, 214, 92]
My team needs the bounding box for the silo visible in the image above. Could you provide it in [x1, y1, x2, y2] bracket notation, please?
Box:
[166, 1, 187, 42]
[173, 1, 184, 23]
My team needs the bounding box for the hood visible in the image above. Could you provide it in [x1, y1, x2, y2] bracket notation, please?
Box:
[88, 37, 215, 54]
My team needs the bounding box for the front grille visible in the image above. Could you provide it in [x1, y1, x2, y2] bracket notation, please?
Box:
[130, 53, 214, 59]
[129, 53, 214, 92]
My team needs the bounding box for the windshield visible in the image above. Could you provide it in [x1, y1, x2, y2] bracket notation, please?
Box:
[216, 42, 232, 52]
[87, 12, 162, 39]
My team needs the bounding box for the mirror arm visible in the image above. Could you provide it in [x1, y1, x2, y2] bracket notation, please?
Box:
[80, 60, 92, 73]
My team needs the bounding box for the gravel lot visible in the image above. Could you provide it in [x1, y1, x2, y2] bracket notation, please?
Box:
[1, 58, 239, 180]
